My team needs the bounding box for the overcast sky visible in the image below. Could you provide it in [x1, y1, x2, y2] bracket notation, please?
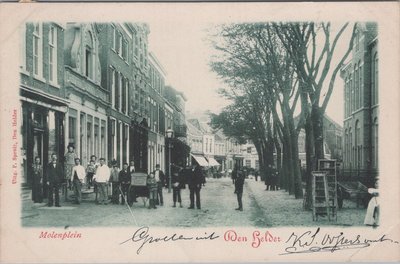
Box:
[148, 21, 349, 124]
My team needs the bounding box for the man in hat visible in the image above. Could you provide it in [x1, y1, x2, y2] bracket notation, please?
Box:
[153, 164, 165, 206]
[119, 163, 130, 205]
[71, 158, 85, 204]
[188, 163, 204, 209]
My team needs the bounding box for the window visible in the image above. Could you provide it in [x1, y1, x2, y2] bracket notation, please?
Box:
[121, 77, 126, 113]
[122, 39, 128, 60]
[354, 65, 358, 110]
[134, 34, 139, 57]
[101, 121, 106, 158]
[115, 71, 120, 110]
[359, 63, 362, 108]
[374, 53, 379, 105]
[48, 26, 57, 83]
[245, 160, 251, 168]
[255, 160, 259, 170]
[112, 25, 116, 50]
[68, 116, 76, 145]
[110, 67, 115, 109]
[32, 23, 42, 77]
[118, 32, 122, 55]
[85, 47, 93, 79]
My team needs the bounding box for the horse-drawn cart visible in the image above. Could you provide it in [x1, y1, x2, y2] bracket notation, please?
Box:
[127, 172, 149, 207]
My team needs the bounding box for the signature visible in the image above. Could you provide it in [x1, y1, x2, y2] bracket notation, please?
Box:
[120, 226, 220, 254]
[281, 227, 399, 255]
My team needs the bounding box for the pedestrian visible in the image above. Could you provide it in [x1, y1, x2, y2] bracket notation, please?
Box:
[128, 160, 137, 203]
[364, 179, 380, 227]
[254, 170, 259, 182]
[93, 158, 110, 205]
[119, 163, 130, 205]
[153, 164, 165, 206]
[86, 160, 96, 189]
[147, 173, 158, 209]
[71, 158, 85, 205]
[89, 155, 100, 200]
[32, 156, 43, 203]
[234, 167, 245, 211]
[232, 163, 238, 185]
[188, 163, 204, 209]
[172, 167, 184, 208]
[110, 160, 120, 204]
[46, 153, 64, 207]
[64, 143, 78, 191]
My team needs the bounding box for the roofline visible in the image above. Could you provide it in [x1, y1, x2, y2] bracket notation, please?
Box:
[149, 52, 167, 77]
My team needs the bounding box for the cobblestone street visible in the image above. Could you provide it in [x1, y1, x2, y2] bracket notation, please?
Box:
[21, 177, 366, 228]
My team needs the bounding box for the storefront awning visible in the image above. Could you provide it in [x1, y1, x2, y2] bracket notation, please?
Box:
[191, 154, 209, 167]
[207, 157, 220, 167]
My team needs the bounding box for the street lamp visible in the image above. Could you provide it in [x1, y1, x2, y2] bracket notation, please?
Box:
[166, 127, 174, 193]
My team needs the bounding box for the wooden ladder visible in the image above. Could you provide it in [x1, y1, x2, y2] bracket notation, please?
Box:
[312, 171, 331, 221]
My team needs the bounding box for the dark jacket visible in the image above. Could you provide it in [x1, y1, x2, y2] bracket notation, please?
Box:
[235, 170, 245, 193]
[172, 169, 185, 189]
[47, 162, 64, 184]
[119, 169, 130, 184]
[188, 166, 204, 189]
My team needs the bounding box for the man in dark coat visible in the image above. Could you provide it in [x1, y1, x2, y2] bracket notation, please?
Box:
[128, 160, 137, 203]
[119, 163, 130, 205]
[188, 164, 204, 209]
[234, 168, 245, 211]
[46, 153, 64, 207]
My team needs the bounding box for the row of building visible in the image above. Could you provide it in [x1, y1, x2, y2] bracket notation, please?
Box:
[19, 22, 190, 187]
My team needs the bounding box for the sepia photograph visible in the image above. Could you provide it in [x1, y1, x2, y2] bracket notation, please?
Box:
[1, 2, 399, 263]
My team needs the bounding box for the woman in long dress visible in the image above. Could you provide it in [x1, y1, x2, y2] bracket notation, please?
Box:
[32, 156, 43, 203]
[64, 143, 78, 189]
[364, 179, 379, 227]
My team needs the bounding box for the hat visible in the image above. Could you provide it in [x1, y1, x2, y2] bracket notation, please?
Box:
[67, 143, 75, 149]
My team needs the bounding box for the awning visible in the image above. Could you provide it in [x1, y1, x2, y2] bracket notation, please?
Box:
[191, 154, 209, 167]
[207, 157, 220, 167]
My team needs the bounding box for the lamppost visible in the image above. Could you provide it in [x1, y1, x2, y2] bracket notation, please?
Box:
[166, 127, 174, 193]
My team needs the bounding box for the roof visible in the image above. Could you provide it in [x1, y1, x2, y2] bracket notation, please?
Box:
[186, 121, 203, 137]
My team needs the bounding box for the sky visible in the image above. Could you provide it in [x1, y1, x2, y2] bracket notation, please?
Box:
[148, 21, 349, 125]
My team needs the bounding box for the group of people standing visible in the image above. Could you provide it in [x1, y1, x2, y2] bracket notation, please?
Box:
[31, 143, 207, 209]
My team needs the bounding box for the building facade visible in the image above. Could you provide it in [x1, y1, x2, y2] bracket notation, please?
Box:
[20, 22, 67, 187]
[340, 22, 378, 182]
[64, 23, 108, 166]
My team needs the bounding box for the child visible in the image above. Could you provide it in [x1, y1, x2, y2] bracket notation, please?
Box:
[86, 160, 96, 189]
[147, 173, 158, 209]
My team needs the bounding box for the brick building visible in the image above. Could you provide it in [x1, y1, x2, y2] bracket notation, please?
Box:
[340, 22, 378, 183]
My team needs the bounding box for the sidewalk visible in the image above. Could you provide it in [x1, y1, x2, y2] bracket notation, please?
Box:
[245, 178, 367, 226]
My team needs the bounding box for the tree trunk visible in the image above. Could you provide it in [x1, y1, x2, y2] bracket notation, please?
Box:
[304, 114, 314, 209]
[311, 104, 325, 162]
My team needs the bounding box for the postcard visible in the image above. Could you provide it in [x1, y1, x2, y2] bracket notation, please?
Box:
[0, 2, 399, 262]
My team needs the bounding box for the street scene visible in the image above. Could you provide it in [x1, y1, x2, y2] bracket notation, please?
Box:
[19, 21, 378, 228]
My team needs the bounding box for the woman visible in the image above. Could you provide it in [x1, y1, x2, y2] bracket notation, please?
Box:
[364, 179, 379, 227]
[32, 156, 43, 203]
[64, 143, 78, 189]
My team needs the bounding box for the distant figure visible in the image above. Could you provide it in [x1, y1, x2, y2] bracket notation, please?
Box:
[46, 153, 63, 207]
[32, 156, 43, 203]
[254, 170, 259, 182]
[364, 179, 380, 227]
[86, 159, 96, 189]
[234, 168, 245, 211]
[71, 158, 85, 205]
[147, 173, 158, 209]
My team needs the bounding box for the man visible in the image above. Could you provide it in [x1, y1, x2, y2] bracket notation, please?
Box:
[119, 163, 130, 205]
[234, 166, 245, 211]
[93, 158, 110, 205]
[71, 158, 85, 204]
[153, 164, 165, 206]
[128, 160, 137, 203]
[172, 167, 184, 208]
[109, 160, 120, 204]
[46, 153, 64, 207]
[188, 164, 204, 209]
